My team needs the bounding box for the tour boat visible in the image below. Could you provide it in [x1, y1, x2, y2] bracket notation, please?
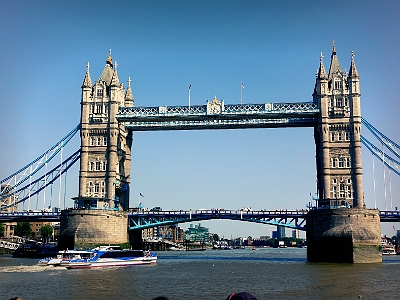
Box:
[38, 249, 94, 266]
[63, 246, 157, 269]
[382, 246, 396, 255]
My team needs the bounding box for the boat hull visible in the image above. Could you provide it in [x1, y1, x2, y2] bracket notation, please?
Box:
[66, 257, 157, 269]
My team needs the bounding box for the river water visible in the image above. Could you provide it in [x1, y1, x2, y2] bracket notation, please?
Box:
[1, 248, 399, 300]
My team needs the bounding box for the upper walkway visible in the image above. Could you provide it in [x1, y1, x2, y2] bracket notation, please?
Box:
[116, 101, 319, 131]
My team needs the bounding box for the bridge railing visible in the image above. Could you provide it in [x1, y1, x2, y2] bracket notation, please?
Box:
[128, 209, 309, 216]
[117, 102, 319, 118]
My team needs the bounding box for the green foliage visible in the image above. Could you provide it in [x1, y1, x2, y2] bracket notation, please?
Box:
[0, 222, 4, 237]
[213, 234, 220, 242]
[14, 222, 32, 238]
[40, 225, 53, 241]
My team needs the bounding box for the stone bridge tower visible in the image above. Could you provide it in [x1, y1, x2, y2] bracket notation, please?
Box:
[307, 43, 381, 263]
[75, 52, 133, 211]
[313, 42, 363, 209]
[59, 52, 133, 249]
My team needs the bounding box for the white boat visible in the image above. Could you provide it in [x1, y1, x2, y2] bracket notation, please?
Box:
[167, 246, 183, 251]
[382, 246, 396, 255]
[63, 246, 157, 269]
[38, 249, 94, 266]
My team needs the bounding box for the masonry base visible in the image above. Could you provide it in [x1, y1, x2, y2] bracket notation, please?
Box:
[306, 208, 382, 263]
[58, 209, 129, 250]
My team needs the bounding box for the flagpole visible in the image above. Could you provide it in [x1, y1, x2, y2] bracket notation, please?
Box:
[188, 83, 191, 108]
[240, 81, 244, 105]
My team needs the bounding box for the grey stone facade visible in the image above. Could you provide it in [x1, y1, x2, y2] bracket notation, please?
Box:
[75, 53, 134, 211]
[313, 42, 364, 209]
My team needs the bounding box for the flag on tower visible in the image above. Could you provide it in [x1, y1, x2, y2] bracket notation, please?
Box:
[241, 82, 244, 89]
[140, 193, 144, 197]
[189, 84, 191, 90]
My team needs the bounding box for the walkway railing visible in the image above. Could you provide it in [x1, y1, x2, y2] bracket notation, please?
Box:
[117, 102, 319, 131]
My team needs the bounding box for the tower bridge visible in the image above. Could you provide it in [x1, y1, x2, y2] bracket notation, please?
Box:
[2, 44, 400, 263]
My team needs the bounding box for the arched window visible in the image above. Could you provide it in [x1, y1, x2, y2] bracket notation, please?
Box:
[346, 157, 351, 168]
[89, 162, 95, 171]
[331, 158, 337, 168]
[338, 158, 345, 168]
[96, 161, 101, 171]
[330, 132, 335, 142]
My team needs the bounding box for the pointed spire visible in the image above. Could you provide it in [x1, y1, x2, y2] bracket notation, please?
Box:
[124, 77, 134, 106]
[317, 52, 327, 79]
[110, 60, 120, 86]
[328, 40, 342, 79]
[99, 51, 114, 85]
[81, 62, 92, 88]
[348, 51, 359, 78]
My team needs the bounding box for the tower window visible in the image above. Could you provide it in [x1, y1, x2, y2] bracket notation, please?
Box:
[336, 98, 343, 107]
[334, 80, 342, 90]
[330, 132, 335, 142]
[338, 132, 342, 141]
[345, 132, 350, 141]
[97, 89, 103, 97]
[346, 158, 351, 168]
[95, 104, 103, 114]
[331, 158, 337, 168]
[338, 158, 345, 168]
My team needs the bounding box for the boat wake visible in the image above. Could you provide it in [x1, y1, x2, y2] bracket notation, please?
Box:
[0, 265, 65, 273]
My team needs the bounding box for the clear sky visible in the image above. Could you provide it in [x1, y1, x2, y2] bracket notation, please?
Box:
[1, 0, 399, 238]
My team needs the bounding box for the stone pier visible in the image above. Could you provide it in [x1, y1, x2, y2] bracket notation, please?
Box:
[306, 208, 382, 263]
[59, 209, 129, 250]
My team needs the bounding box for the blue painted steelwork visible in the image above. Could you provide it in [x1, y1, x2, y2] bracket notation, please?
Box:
[1, 209, 399, 224]
[0, 211, 61, 222]
[361, 117, 400, 177]
[379, 211, 400, 222]
[0, 125, 80, 198]
[127, 209, 309, 231]
[0, 150, 80, 210]
[117, 102, 319, 131]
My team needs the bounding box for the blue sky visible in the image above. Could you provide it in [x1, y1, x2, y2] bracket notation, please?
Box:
[1, 0, 399, 238]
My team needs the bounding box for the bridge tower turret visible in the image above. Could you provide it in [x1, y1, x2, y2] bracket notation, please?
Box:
[74, 52, 133, 211]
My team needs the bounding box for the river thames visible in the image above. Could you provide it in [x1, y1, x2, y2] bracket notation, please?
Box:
[1, 248, 400, 300]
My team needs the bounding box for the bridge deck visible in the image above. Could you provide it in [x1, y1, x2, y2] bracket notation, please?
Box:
[116, 102, 319, 131]
[1, 209, 398, 226]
